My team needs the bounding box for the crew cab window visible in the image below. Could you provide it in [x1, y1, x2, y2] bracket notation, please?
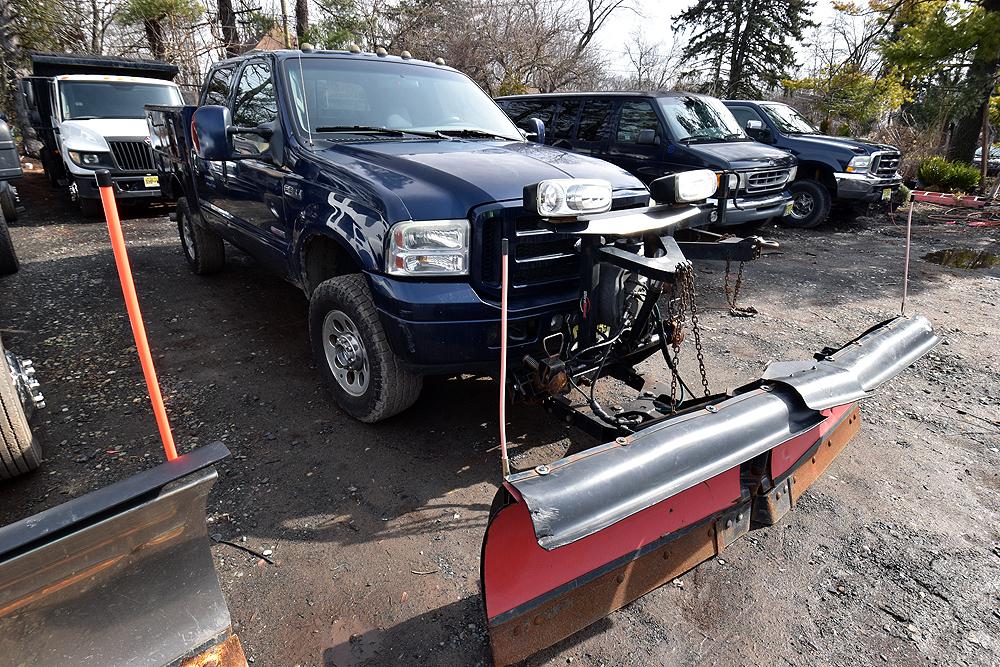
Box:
[202, 66, 235, 106]
[615, 100, 660, 143]
[233, 61, 277, 128]
[578, 99, 612, 142]
[552, 99, 581, 140]
[728, 106, 765, 130]
[501, 99, 556, 131]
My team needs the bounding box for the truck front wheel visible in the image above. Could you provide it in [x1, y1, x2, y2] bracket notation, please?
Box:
[176, 197, 225, 274]
[786, 180, 831, 228]
[0, 338, 41, 479]
[309, 274, 422, 423]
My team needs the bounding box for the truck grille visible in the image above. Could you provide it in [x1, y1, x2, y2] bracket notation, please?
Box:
[744, 168, 790, 193]
[870, 151, 901, 178]
[108, 139, 155, 172]
[475, 199, 645, 296]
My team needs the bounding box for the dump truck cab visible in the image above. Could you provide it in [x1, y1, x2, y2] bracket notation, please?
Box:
[21, 54, 182, 216]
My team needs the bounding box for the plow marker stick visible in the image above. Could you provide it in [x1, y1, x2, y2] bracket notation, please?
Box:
[96, 170, 178, 461]
[499, 238, 510, 477]
[901, 192, 914, 316]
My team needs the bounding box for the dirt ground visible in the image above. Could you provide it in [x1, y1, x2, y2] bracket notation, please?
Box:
[1, 165, 998, 667]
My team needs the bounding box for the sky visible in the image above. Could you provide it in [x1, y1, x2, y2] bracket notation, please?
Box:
[592, 0, 840, 78]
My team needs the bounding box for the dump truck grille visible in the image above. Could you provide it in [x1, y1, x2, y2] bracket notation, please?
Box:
[745, 168, 790, 193]
[108, 139, 155, 172]
[871, 151, 901, 177]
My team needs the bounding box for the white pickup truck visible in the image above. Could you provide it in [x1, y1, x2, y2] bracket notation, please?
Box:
[22, 55, 183, 216]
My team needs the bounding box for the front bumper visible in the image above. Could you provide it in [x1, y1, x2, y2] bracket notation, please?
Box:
[72, 172, 162, 200]
[834, 172, 902, 202]
[707, 190, 793, 227]
[368, 273, 574, 374]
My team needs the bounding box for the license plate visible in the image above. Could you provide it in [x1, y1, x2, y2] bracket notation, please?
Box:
[881, 188, 892, 201]
[143, 175, 159, 188]
[783, 202, 794, 216]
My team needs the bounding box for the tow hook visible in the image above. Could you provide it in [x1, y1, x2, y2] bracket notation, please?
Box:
[6, 352, 45, 417]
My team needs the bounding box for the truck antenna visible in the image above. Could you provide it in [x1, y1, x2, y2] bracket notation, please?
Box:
[297, 52, 314, 150]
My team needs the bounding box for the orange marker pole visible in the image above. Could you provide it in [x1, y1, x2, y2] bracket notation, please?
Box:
[96, 170, 178, 461]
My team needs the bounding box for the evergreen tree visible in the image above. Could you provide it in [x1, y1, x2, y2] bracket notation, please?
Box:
[674, 0, 816, 97]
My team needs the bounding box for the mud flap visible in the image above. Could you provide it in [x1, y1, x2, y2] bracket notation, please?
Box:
[0, 441, 246, 666]
[481, 315, 938, 665]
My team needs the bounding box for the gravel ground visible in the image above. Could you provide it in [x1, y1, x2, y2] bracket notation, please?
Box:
[1, 166, 998, 667]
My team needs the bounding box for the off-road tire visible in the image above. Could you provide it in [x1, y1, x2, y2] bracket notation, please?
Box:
[786, 180, 832, 229]
[79, 197, 104, 219]
[0, 183, 18, 222]
[309, 273, 422, 422]
[176, 197, 225, 274]
[0, 338, 41, 479]
[0, 211, 19, 275]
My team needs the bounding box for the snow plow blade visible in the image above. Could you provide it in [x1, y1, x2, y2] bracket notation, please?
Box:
[481, 315, 938, 665]
[0, 441, 246, 666]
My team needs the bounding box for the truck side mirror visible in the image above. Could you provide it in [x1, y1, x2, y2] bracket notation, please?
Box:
[745, 119, 771, 141]
[192, 105, 233, 160]
[636, 129, 659, 146]
[525, 117, 546, 145]
[746, 120, 763, 131]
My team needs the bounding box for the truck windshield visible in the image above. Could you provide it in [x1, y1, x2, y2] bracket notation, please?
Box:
[760, 104, 819, 134]
[59, 81, 182, 120]
[657, 95, 747, 143]
[284, 57, 521, 141]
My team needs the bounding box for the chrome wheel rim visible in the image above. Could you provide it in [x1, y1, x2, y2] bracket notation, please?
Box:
[792, 192, 815, 219]
[181, 214, 196, 260]
[322, 310, 369, 396]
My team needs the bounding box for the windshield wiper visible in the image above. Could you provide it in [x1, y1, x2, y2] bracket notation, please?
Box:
[436, 128, 512, 140]
[313, 125, 446, 139]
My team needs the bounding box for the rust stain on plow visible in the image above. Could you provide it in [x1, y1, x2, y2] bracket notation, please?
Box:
[489, 522, 720, 666]
[790, 406, 861, 503]
[179, 634, 248, 667]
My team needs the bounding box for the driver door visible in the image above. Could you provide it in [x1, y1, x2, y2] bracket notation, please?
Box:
[223, 58, 291, 276]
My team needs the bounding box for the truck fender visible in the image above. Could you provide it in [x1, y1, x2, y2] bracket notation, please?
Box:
[293, 192, 388, 294]
[793, 159, 838, 191]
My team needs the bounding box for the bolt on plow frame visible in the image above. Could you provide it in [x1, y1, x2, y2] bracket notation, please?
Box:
[480, 170, 939, 665]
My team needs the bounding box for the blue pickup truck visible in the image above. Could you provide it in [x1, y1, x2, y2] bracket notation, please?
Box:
[724, 100, 903, 227]
[146, 49, 722, 422]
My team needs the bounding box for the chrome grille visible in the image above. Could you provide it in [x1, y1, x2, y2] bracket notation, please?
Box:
[871, 151, 900, 178]
[745, 168, 790, 193]
[108, 139, 155, 172]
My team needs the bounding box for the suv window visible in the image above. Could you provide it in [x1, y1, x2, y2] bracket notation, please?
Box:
[501, 99, 556, 131]
[578, 99, 612, 142]
[616, 100, 660, 143]
[233, 60, 277, 128]
[728, 105, 765, 130]
[202, 66, 235, 106]
[552, 99, 581, 140]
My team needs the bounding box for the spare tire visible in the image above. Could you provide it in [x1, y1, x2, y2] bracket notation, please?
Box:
[0, 337, 41, 479]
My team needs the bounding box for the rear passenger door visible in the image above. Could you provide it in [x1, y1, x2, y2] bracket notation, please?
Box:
[607, 99, 664, 184]
[571, 98, 614, 158]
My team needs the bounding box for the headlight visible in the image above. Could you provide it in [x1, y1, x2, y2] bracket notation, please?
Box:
[67, 150, 110, 168]
[716, 172, 738, 193]
[386, 220, 469, 276]
[525, 179, 612, 217]
[787, 165, 798, 181]
[650, 169, 718, 204]
[846, 156, 871, 174]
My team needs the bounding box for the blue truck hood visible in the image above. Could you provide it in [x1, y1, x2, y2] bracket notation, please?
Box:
[682, 140, 796, 171]
[782, 133, 898, 157]
[310, 139, 645, 221]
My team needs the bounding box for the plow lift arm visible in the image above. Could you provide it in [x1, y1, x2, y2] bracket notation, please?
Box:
[481, 171, 939, 665]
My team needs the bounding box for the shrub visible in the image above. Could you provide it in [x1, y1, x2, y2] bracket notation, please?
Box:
[917, 156, 981, 193]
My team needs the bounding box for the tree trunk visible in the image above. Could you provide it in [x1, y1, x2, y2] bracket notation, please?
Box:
[217, 0, 239, 57]
[946, 0, 1000, 162]
[295, 0, 309, 42]
[144, 18, 166, 60]
[0, 0, 39, 154]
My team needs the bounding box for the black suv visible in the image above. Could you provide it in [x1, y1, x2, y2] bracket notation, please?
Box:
[496, 92, 797, 227]
[724, 101, 903, 227]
